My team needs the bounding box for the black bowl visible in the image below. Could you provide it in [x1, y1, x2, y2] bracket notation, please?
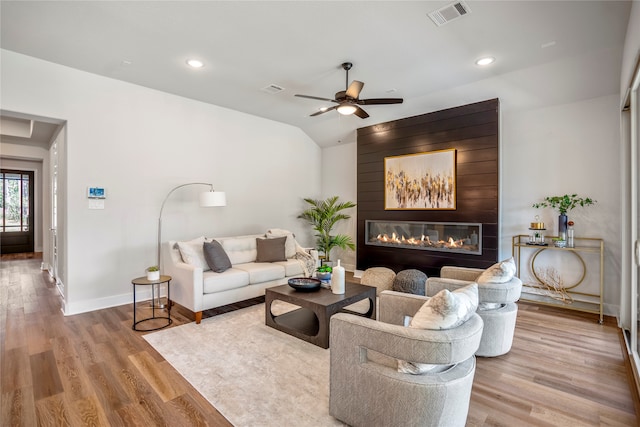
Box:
[288, 277, 322, 291]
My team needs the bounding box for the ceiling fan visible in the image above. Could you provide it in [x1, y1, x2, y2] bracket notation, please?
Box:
[295, 62, 403, 119]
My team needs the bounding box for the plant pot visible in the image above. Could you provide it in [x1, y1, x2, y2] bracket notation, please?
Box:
[147, 270, 160, 281]
[316, 272, 332, 283]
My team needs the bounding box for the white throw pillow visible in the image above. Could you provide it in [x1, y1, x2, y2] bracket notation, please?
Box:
[177, 236, 208, 270]
[398, 283, 478, 374]
[476, 257, 516, 284]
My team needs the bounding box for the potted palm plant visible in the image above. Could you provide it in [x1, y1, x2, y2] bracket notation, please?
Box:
[298, 196, 356, 264]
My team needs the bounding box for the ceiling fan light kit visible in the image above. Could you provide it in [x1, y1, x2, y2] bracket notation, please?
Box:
[337, 104, 357, 115]
[295, 62, 403, 119]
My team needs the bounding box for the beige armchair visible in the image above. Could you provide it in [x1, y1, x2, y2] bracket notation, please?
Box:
[329, 290, 483, 427]
[427, 265, 522, 357]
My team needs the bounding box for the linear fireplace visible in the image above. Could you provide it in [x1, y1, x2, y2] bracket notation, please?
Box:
[365, 220, 482, 255]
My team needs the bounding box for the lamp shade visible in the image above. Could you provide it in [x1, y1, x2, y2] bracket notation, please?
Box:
[200, 190, 226, 207]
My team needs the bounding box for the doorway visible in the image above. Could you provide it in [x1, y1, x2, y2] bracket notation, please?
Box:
[0, 169, 35, 254]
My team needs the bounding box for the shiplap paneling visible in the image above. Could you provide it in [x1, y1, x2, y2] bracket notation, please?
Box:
[357, 99, 499, 276]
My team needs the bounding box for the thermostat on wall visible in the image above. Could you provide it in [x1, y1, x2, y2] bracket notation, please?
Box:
[87, 187, 106, 199]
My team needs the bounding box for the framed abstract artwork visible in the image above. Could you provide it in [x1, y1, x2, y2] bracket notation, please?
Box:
[384, 149, 456, 210]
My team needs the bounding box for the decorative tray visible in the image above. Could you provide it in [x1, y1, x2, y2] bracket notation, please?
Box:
[288, 277, 322, 291]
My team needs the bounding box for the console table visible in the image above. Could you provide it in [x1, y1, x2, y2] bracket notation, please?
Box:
[512, 235, 604, 323]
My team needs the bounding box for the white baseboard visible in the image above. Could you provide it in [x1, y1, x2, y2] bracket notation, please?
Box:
[64, 288, 158, 316]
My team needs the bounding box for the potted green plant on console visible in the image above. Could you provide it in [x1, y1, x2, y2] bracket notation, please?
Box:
[532, 194, 596, 240]
[298, 196, 356, 264]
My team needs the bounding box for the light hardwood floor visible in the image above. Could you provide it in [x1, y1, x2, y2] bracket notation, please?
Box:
[1, 254, 638, 426]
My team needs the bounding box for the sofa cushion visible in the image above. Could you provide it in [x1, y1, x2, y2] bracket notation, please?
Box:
[219, 235, 259, 265]
[398, 283, 478, 374]
[256, 236, 287, 262]
[203, 268, 250, 294]
[273, 259, 305, 277]
[266, 229, 297, 259]
[203, 240, 232, 273]
[476, 257, 516, 284]
[177, 236, 208, 270]
[234, 262, 285, 284]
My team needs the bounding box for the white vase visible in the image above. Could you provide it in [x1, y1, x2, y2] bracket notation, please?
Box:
[331, 260, 345, 295]
[147, 270, 160, 281]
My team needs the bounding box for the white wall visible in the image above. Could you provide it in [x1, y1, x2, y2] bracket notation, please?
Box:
[0, 44, 625, 316]
[321, 143, 357, 270]
[1, 49, 321, 315]
[323, 73, 622, 316]
[502, 95, 621, 314]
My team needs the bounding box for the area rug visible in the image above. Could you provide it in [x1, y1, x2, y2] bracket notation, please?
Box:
[143, 303, 344, 426]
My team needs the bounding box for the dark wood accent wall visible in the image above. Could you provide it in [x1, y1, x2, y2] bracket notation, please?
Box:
[357, 99, 499, 276]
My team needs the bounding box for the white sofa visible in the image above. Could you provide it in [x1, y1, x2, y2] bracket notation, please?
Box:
[163, 232, 317, 323]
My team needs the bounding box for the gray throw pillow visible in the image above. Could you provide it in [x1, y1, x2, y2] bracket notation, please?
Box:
[256, 236, 287, 262]
[203, 240, 232, 273]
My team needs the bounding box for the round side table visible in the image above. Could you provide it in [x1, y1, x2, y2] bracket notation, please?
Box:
[131, 275, 173, 331]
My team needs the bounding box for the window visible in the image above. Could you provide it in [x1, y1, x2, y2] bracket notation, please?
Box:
[0, 171, 30, 232]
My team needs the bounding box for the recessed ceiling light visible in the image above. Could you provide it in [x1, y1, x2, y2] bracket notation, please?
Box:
[475, 57, 495, 66]
[186, 59, 204, 68]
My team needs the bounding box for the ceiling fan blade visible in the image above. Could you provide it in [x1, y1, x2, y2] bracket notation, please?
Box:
[310, 105, 338, 117]
[358, 98, 404, 105]
[353, 106, 369, 119]
[295, 94, 338, 103]
[346, 80, 364, 99]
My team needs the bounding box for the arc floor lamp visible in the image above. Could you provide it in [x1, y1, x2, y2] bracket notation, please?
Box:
[157, 182, 226, 270]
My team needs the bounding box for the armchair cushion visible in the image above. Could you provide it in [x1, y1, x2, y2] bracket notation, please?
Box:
[398, 283, 479, 374]
[476, 257, 516, 284]
[411, 283, 479, 330]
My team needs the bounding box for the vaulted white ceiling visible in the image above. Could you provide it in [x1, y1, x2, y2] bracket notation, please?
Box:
[0, 1, 632, 147]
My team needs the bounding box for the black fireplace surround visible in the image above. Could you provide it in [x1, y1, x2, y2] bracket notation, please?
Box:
[356, 99, 499, 276]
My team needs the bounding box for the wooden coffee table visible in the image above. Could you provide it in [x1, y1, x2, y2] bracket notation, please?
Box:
[265, 282, 376, 348]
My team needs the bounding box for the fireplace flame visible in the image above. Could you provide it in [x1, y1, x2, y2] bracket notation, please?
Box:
[367, 221, 480, 255]
[373, 233, 469, 250]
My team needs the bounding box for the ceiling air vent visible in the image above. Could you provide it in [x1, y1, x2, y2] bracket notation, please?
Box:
[428, 1, 471, 27]
[261, 84, 285, 94]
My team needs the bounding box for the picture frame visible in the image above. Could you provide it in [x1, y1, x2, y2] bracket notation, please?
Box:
[384, 148, 456, 210]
